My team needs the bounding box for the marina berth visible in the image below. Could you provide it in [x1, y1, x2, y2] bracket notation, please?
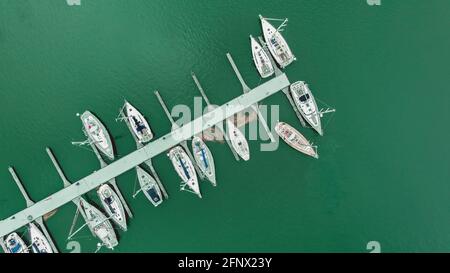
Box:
[0, 10, 339, 253]
[0, 63, 297, 245]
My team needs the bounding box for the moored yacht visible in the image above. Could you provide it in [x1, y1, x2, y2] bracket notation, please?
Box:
[29, 222, 53, 253]
[192, 136, 216, 186]
[5, 232, 28, 253]
[290, 81, 323, 135]
[78, 197, 118, 250]
[124, 100, 153, 143]
[259, 15, 296, 68]
[275, 122, 318, 158]
[81, 111, 115, 160]
[168, 146, 201, 198]
[97, 184, 127, 231]
[136, 166, 163, 207]
[250, 35, 274, 78]
[226, 119, 250, 161]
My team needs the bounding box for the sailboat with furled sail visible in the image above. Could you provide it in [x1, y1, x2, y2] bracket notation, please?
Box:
[275, 122, 318, 158]
[168, 146, 201, 198]
[192, 136, 216, 186]
[259, 14, 296, 68]
[250, 35, 274, 78]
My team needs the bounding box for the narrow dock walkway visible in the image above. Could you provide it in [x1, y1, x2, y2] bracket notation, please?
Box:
[0, 73, 290, 237]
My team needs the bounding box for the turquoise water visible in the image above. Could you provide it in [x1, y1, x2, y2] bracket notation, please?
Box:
[1, 0, 450, 252]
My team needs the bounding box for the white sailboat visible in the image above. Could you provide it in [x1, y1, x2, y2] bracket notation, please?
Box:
[5, 232, 28, 253]
[168, 146, 201, 198]
[275, 122, 318, 158]
[136, 166, 163, 207]
[290, 81, 323, 135]
[259, 14, 296, 68]
[97, 184, 127, 231]
[124, 100, 153, 143]
[78, 197, 118, 250]
[29, 222, 53, 253]
[192, 136, 216, 186]
[81, 111, 115, 160]
[226, 119, 250, 161]
[250, 35, 274, 78]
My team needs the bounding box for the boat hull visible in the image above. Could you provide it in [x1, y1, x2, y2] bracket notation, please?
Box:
[250, 35, 274, 78]
[226, 120, 250, 161]
[81, 111, 115, 160]
[78, 197, 118, 249]
[29, 222, 53, 253]
[97, 184, 127, 231]
[5, 232, 28, 253]
[136, 166, 163, 207]
[290, 81, 323, 136]
[192, 136, 216, 186]
[124, 101, 153, 143]
[260, 15, 295, 68]
[168, 146, 201, 198]
[275, 122, 318, 158]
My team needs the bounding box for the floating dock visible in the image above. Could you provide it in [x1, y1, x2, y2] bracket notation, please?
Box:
[0, 72, 290, 238]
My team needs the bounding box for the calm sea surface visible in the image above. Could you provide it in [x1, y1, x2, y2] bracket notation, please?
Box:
[0, 0, 449, 252]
